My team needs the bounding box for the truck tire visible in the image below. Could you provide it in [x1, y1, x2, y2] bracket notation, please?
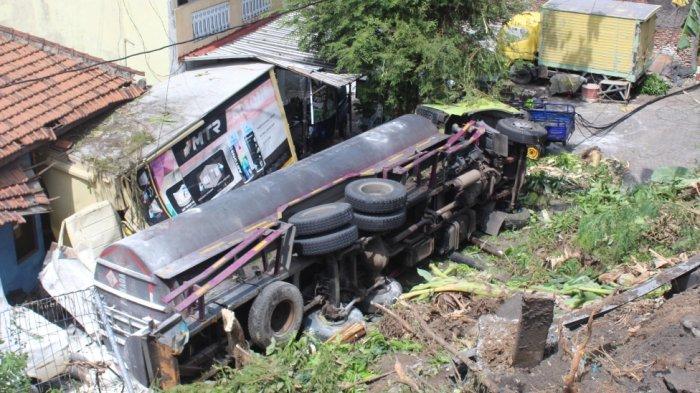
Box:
[288, 203, 353, 236]
[495, 118, 548, 146]
[353, 209, 406, 232]
[295, 225, 358, 256]
[345, 179, 407, 214]
[248, 281, 304, 349]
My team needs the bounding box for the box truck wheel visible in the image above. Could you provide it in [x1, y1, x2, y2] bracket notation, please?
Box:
[353, 209, 406, 232]
[294, 225, 359, 256]
[289, 202, 353, 236]
[345, 179, 407, 214]
[248, 281, 304, 349]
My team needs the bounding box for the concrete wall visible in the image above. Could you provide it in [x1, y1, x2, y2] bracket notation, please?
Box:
[174, 0, 284, 56]
[0, 0, 177, 83]
[0, 215, 46, 296]
[0, 0, 285, 82]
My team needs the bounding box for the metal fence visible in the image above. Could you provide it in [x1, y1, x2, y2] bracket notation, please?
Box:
[0, 288, 132, 392]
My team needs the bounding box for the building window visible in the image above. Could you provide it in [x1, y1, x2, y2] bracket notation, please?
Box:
[13, 216, 37, 263]
[192, 2, 231, 39]
[177, 0, 188, 6]
[242, 0, 271, 23]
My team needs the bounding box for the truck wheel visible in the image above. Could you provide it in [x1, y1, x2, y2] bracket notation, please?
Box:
[353, 209, 406, 232]
[345, 179, 407, 214]
[495, 118, 548, 146]
[303, 308, 364, 341]
[288, 203, 353, 236]
[295, 225, 358, 256]
[248, 281, 304, 349]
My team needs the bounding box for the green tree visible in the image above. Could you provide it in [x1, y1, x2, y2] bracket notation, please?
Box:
[288, 0, 527, 116]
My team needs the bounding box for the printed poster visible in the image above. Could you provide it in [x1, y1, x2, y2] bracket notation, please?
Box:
[139, 77, 290, 225]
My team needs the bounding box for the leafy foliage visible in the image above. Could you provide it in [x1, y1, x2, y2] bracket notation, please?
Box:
[496, 156, 699, 295]
[169, 330, 420, 393]
[287, 0, 527, 115]
[638, 74, 671, 96]
[0, 351, 31, 393]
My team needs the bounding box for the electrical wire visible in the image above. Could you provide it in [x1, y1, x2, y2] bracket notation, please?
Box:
[570, 82, 700, 147]
[0, 0, 329, 89]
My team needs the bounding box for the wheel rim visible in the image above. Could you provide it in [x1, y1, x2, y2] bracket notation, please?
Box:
[270, 300, 295, 333]
[359, 182, 392, 196]
[527, 147, 540, 160]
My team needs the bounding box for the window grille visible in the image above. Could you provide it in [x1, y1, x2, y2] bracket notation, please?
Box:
[242, 0, 271, 23]
[192, 2, 231, 39]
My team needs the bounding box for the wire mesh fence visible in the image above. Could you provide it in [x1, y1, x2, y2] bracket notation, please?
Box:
[0, 287, 131, 392]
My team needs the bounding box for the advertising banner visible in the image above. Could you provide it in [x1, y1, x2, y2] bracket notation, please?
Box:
[137, 75, 292, 225]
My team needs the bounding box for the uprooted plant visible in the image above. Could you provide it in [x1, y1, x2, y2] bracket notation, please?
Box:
[168, 330, 421, 393]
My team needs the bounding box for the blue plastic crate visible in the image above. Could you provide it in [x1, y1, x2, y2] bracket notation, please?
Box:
[526, 102, 575, 144]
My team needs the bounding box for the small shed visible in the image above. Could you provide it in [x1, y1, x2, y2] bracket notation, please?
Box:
[539, 0, 661, 82]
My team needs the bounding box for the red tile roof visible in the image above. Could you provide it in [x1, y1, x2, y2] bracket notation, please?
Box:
[0, 26, 147, 166]
[0, 26, 148, 225]
[0, 161, 49, 226]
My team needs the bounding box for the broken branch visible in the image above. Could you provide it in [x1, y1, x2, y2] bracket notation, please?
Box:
[563, 308, 599, 393]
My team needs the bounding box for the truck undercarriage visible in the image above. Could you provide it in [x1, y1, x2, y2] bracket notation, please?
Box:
[94, 114, 546, 387]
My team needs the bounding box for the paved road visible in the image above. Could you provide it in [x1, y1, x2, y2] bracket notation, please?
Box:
[548, 86, 700, 183]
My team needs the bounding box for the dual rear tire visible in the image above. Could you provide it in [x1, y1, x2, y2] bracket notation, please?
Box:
[345, 179, 407, 232]
[289, 202, 358, 256]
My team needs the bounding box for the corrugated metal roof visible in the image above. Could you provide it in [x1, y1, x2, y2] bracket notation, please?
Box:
[543, 0, 661, 21]
[185, 14, 359, 87]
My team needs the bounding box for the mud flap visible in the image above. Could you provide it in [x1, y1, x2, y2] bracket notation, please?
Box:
[480, 204, 506, 236]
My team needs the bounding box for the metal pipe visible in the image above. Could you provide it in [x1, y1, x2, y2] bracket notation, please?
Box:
[451, 169, 481, 190]
[469, 237, 505, 258]
[510, 150, 526, 210]
[175, 230, 284, 312]
[390, 218, 430, 244]
[96, 294, 135, 393]
[163, 228, 266, 304]
[449, 252, 485, 270]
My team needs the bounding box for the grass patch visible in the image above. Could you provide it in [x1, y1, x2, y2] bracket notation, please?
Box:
[638, 74, 670, 96]
[484, 154, 699, 305]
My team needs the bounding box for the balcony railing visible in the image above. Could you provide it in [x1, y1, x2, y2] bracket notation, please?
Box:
[192, 2, 230, 39]
[242, 0, 271, 23]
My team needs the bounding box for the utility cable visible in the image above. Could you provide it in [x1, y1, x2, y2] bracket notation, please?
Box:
[570, 82, 700, 147]
[0, 0, 329, 89]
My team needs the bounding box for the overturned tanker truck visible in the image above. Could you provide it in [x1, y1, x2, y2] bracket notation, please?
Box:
[94, 114, 546, 387]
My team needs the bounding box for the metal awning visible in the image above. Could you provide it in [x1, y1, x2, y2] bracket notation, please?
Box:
[543, 0, 661, 21]
[185, 14, 359, 88]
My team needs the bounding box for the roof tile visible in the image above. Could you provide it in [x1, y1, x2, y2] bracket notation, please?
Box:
[0, 26, 147, 224]
[0, 26, 147, 166]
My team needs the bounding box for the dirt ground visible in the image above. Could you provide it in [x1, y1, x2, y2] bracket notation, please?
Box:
[481, 287, 700, 393]
[360, 283, 699, 393]
[365, 295, 502, 392]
